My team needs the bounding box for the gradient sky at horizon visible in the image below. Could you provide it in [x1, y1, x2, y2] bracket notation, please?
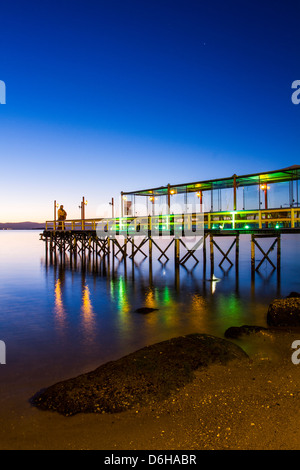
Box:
[0, 0, 299, 222]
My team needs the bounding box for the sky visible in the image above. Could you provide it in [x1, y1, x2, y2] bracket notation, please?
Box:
[0, 0, 299, 222]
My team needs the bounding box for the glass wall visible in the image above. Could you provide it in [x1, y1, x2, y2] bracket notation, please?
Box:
[124, 174, 300, 217]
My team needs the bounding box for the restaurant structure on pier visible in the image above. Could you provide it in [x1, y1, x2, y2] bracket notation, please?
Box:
[42, 165, 300, 274]
[120, 165, 300, 219]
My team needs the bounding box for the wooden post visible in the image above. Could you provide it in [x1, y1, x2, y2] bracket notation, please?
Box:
[167, 184, 171, 215]
[148, 237, 153, 285]
[210, 233, 214, 278]
[277, 234, 281, 271]
[123, 237, 128, 261]
[233, 174, 237, 211]
[202, 231, 206, 262]
[175, 262, 180, 291]
[262, 185, 268, 228]
[107, 237, 110, 272]
[45, 234, 48, 264]
[121, 192, 124, 218]
[149, 236, 152, 259]
[235, 233, 239, 276]
[174, 237, 180, 290]
[251, 234, 255, 276]
[259, 210, 262, 229]
[175, 237, 180, 266]
[203, 233, 207, 279]
[54, 200, 57, 231]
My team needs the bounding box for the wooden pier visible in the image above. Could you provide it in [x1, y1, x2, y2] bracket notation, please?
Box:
[41, 166, 300, 279]
[41, 218, 299, 279]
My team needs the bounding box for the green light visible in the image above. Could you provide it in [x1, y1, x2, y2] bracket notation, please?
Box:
[245, 225, 249, 229]
[163, 286, 171, 305]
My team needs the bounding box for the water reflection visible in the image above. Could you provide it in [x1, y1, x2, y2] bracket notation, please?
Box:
[81, 283, 96, 345]
[41, 232, 300, 355]
[45, 240, 284, 305]
[0, 231, 299, 408]
[54, 269, 66, 333]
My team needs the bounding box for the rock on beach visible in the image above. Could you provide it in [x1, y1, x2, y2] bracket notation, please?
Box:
[224, 325, 268, 339]
[267, 297, 300, 327]
[31, 333, 248, 416]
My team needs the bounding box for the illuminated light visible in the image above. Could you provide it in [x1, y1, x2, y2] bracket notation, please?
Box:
[117, 277, 130, 314]
[206, 274, 221, 294]
[122, 195, 127, 200]
[54, 279, 66, 330]
[245, 225, 249, 229]
[170, 189, 176, 195]
[276, 224, 280, 229]
[196, 191, 201, 197]
[81, 284, 96, 344]
[82, 285, 93, 317]
[163, 286, 171, 304]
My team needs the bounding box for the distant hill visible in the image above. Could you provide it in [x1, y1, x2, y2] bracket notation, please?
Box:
[0, 222, 45, 230]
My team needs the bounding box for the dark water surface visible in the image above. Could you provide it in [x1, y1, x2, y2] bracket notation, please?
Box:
[0, 231, 299, 405]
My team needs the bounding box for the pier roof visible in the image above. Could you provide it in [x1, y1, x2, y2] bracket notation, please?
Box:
[122, 165, 300, 197]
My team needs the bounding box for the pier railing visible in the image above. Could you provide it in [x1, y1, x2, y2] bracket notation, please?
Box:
[45, 207, 300, 233]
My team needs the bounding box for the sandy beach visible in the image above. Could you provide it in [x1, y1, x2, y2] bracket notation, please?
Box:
[1, 327, 300, 450]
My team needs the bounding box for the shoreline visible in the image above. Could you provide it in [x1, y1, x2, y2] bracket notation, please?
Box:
[1, 328, 300, 449]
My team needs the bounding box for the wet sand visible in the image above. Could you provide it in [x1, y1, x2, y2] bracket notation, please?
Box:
[1, 329, 300, 450]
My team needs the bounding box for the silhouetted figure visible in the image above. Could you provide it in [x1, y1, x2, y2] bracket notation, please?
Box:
[57, 205, 67, 230]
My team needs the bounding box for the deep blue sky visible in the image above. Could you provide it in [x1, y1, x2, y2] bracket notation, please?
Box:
[0, 0, 299, 221]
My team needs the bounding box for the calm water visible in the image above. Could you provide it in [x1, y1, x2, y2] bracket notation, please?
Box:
[0, 231, 299, 403]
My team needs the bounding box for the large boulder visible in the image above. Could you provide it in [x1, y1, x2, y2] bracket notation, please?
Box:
[224, 325, 268, 339]
[267, 298, 300, 327]
[31, 333, 248, 416]
[286, 292, 300, 298]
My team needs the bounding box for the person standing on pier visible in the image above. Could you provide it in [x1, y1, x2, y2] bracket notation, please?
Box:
[57, 205, 67, 230]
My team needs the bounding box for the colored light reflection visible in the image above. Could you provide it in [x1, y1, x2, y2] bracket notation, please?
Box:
[117, 277, 130, 314]
[54, 278, 66, 331]
[81, 284, 96, 343]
